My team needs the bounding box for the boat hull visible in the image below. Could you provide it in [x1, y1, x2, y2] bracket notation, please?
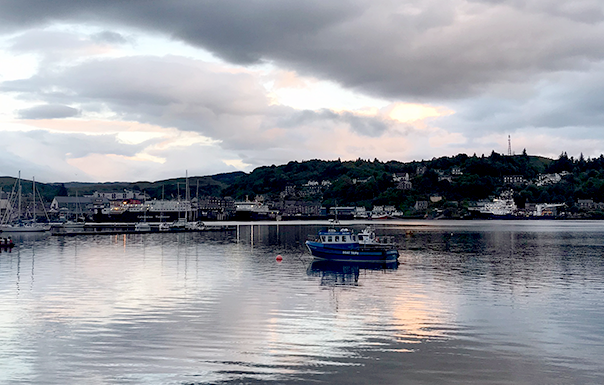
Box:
[306, 241, 398, 262]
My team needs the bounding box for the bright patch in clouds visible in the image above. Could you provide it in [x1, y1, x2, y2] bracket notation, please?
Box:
[266, 70, 390, 111]
[388, 103, 455, 124]
[116, 131, 165, 145]
[223, 159, 251, 169]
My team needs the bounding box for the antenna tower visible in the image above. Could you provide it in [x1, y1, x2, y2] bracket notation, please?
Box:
[507, 135, 512, 156]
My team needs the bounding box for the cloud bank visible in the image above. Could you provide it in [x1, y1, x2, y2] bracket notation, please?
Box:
[0, 0, 603, 181]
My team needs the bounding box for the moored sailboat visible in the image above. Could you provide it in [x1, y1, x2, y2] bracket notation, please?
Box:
[1, 174, 50, 233]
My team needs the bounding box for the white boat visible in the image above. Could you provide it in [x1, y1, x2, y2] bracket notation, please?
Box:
[134, 222, 151, 232]
[185, 221, 205, 231]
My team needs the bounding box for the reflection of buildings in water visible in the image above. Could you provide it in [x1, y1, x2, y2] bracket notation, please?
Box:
[307, 260, 398, 287]
[235, 223, 325, 250]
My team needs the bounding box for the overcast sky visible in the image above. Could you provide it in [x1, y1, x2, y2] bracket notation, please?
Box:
[1, 0, 604, 182]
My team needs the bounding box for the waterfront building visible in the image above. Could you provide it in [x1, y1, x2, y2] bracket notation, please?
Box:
[90, 189, 148, 201]
[196, 196, 235, 220]
[50, 196, 109, 220]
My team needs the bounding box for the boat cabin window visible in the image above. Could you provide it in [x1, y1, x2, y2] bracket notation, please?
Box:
[352, 235, 356, 241]
[321, 236, 326, 242]
[335, 236, 340, 242]
[327, 236, 333, 242]
[358, 235, 364, 240]
[342, 235, 347, 242]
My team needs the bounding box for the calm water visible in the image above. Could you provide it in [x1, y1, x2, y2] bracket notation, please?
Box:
[1, 221, 604, 384]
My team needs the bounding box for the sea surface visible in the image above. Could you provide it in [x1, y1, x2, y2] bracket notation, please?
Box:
[1, 220, 604, 384]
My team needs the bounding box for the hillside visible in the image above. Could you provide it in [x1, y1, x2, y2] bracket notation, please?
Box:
[0, 172, 245, 202]
[4, 152, 604, 212]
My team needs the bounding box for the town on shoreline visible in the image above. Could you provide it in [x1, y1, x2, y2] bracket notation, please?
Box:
[4, 151, 604, 225]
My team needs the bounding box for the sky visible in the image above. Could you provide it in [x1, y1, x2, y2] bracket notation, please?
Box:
[1, 0, 604, 182]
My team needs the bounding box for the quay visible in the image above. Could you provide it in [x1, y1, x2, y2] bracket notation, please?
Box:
[50, 222, 236, 236]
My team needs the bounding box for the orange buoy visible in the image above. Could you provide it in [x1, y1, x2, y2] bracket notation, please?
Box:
[276, 255, 283, 262]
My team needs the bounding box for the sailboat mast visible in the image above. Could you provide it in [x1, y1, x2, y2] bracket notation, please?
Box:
[186, 170, 190, 221]
[18, 171, 21, 222]
[33, 176, 36, 222]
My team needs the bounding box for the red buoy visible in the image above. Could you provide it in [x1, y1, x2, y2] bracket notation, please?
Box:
[276, 255, 283, 262]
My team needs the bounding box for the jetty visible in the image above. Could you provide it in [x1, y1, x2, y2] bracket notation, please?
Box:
[49, 222, 236, 236]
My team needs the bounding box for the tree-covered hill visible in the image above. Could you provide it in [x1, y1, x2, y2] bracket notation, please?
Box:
[6, 151, 604, 212]
[220, 152, 604, 211]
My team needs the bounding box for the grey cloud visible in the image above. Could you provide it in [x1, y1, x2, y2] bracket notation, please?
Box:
[20, 130, 153, 159]
[2, 1, 603, 100]
[277, 109, 389, 137]
[8, 30, 93, 54]
[1, 55, 269, 125]
[18, 104, 80, 119]
[442, 65, 604, 137]
[2, 55, 385, 143]
[90, 31, 128, 44]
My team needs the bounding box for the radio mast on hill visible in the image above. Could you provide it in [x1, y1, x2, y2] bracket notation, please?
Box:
[508, 135, 512, 156]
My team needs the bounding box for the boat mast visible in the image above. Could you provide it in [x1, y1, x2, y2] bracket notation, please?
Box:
[33, 176, 36, 223]
[161, 185, 165, 222]
[17, 171, 21, 222]
[186, 170, 190, 221]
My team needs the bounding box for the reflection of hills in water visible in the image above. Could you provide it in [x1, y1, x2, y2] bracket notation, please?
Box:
[307, 260, 399, 286]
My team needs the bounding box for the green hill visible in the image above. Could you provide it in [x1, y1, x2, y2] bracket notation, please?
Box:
[4, 152, 604, 213]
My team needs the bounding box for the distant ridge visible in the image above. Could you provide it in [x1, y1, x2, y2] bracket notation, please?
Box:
[2, 152, 604, 212]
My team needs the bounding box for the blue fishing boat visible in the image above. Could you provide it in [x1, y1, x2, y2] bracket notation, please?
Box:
[305, 227, 399, 262]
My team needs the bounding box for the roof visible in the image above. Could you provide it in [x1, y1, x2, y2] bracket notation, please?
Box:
[52, 196, 109, 204]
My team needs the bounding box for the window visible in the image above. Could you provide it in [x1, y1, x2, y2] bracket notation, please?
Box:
[327, 236, 332, 242]
[358, 235, 364, 240]
[321, 236, 326, 242]
[342, 236, 347, 242]
[335, 236, 340, 242]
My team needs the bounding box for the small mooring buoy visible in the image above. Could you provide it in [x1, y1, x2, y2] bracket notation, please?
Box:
[276, 255, 283, 262]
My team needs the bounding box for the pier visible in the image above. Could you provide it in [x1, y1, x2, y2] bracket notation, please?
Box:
[49, 222, 236, 236]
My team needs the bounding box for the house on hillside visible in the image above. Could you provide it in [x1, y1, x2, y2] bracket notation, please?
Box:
[503, 175, 526, 185]
[535, 173, 562, 187]
[415, 201, 429, 211]
[393, 173, 413, 190]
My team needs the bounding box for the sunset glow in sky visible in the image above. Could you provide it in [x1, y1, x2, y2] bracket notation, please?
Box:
[1, 1, 604, 182]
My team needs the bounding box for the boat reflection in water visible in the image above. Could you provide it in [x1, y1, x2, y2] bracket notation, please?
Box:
[307, 259, 398, 286]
